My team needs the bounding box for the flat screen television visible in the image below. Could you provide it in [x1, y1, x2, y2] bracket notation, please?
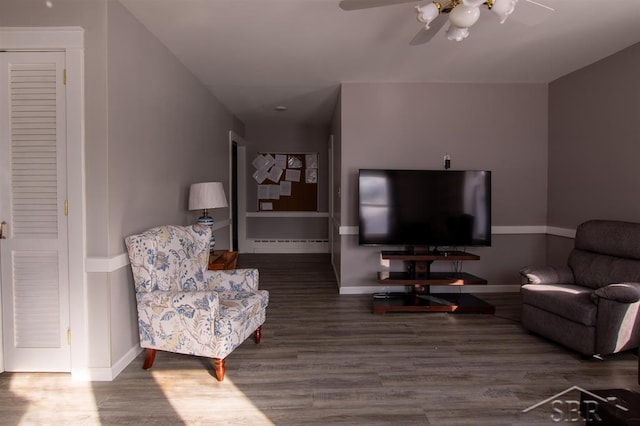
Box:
[358, 169, 491, 248]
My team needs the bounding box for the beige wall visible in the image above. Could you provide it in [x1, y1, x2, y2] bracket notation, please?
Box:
[546, 42, 640, 264]
[338, 82, 549, 288]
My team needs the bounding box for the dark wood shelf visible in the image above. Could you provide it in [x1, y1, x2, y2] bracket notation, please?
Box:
[372, 293, 496, 314]
[378, 271, 487, 285]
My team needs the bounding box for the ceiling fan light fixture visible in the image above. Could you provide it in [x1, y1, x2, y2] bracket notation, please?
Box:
[448, 4, 480, 28]
[416, 2, 441, 29]
[490, 0, 518, 23]
[462, 0, 486, 7]
[446, 24, 470, 42]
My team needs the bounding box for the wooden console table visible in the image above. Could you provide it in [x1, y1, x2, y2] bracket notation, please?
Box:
[208, 250, 238, 270]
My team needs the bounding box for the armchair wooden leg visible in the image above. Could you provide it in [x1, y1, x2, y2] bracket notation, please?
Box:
[254, 326, 262, 344]
[213, 358, 226, 381]
[142, 348, 157, 370]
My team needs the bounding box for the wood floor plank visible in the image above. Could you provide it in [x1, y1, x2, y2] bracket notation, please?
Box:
[0, 253, 638, 425]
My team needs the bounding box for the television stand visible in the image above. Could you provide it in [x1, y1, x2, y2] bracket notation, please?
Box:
[372, 250, 495, 314]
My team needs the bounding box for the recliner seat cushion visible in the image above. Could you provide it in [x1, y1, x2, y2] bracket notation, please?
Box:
[521, 283, 597, 326]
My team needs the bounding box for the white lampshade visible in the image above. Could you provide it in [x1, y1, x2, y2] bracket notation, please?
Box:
[188, 182, 228, 211]
[449, 4, 480, 29]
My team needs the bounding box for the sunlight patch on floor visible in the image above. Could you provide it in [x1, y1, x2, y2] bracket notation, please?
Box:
[151, 370, 274, 424]
[9, 373, 100, 424]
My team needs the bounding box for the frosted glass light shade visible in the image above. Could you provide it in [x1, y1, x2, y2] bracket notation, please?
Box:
[449, 4, 481, 28]
[416, 3, 440, 29]
[446, 25, 470, 41]
[492, 0, 518, 23]
[188, 182, 228, 210]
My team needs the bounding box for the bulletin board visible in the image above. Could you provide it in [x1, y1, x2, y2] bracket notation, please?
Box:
[252, 152, 318, 212]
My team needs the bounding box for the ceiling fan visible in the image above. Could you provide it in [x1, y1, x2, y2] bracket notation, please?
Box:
[339, 0, 554, 42]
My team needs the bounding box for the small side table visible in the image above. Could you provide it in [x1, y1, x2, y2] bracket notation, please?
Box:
[208, 250, 239, 270]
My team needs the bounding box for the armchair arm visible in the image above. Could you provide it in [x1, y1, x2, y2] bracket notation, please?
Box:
[520, 265, 575, 285]
[203, 268, 259, 292]
[136, 290, 220, 354]
[592, 282, 640, 304]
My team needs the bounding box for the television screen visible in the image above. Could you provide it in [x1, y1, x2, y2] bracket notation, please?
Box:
[358, 169, 491, 247]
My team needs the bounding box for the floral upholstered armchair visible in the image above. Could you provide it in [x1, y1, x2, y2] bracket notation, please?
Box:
[125, 224, 268, 381]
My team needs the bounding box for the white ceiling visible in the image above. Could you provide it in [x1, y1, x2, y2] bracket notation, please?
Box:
[119, 0, 640, 126]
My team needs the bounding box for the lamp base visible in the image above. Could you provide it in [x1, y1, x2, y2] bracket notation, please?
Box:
[197, 215, 215, 251]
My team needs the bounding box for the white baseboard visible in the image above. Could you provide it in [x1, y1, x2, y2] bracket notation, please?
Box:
[72, 345, 142, 381]
[339, 284, 521, 295]
[248, 239, 329, 253]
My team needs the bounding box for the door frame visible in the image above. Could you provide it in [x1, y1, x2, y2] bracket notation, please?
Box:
[229, 131, 247, 253]
[0, 27, 87, 378]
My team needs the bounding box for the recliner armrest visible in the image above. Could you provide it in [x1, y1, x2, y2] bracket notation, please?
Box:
[520, 265, 575, 285]
[592, 282, 640, 304]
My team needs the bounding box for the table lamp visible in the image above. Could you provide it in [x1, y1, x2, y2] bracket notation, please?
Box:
[188, 182, 228, 251]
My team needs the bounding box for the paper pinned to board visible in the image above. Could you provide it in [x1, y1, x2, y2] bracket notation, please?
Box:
[268, 166, 283, 183]
[280, 180, 292, 196]
[252, 154, 270, 171]
[268, 185, 280, 200]
[258, 184, 270, 199]
[260, 202, 273, 211]
[287, 155, 303, 169]
[305, 168, 317, 184]
[305, 154, 318, 169]
[275, 154, 287, 169]
[253, 168, 268, 184]
[285, 169, 301, 182]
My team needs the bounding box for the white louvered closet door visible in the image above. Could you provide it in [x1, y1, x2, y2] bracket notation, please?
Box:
[0, 52, 70, 372]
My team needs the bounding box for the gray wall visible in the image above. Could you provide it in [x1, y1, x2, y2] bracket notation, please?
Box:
[1, 0, 244, 372]
[338, 82, 549, 288]
[546, 42, 640, 264]
[244, 124, 329, 240]
[0, 0, 110, 258]
[106, 1, 242, 366]
[108, 0, 239, 250]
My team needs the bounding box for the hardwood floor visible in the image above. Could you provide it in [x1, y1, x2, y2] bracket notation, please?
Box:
[1, 254, 638, 425]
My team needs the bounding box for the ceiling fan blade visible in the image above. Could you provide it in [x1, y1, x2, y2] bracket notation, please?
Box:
[524, 0, 554, 11]
[410, 17, 446, 45]
[339, 0, 419, 11]
[513, 0, 555, 26]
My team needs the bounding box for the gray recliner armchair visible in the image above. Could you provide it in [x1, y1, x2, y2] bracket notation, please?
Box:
[520, 220, 640, 356]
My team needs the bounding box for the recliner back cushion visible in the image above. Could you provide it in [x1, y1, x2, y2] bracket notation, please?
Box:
[575, 220, 640, 260]
[569, 250, 640, 290]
